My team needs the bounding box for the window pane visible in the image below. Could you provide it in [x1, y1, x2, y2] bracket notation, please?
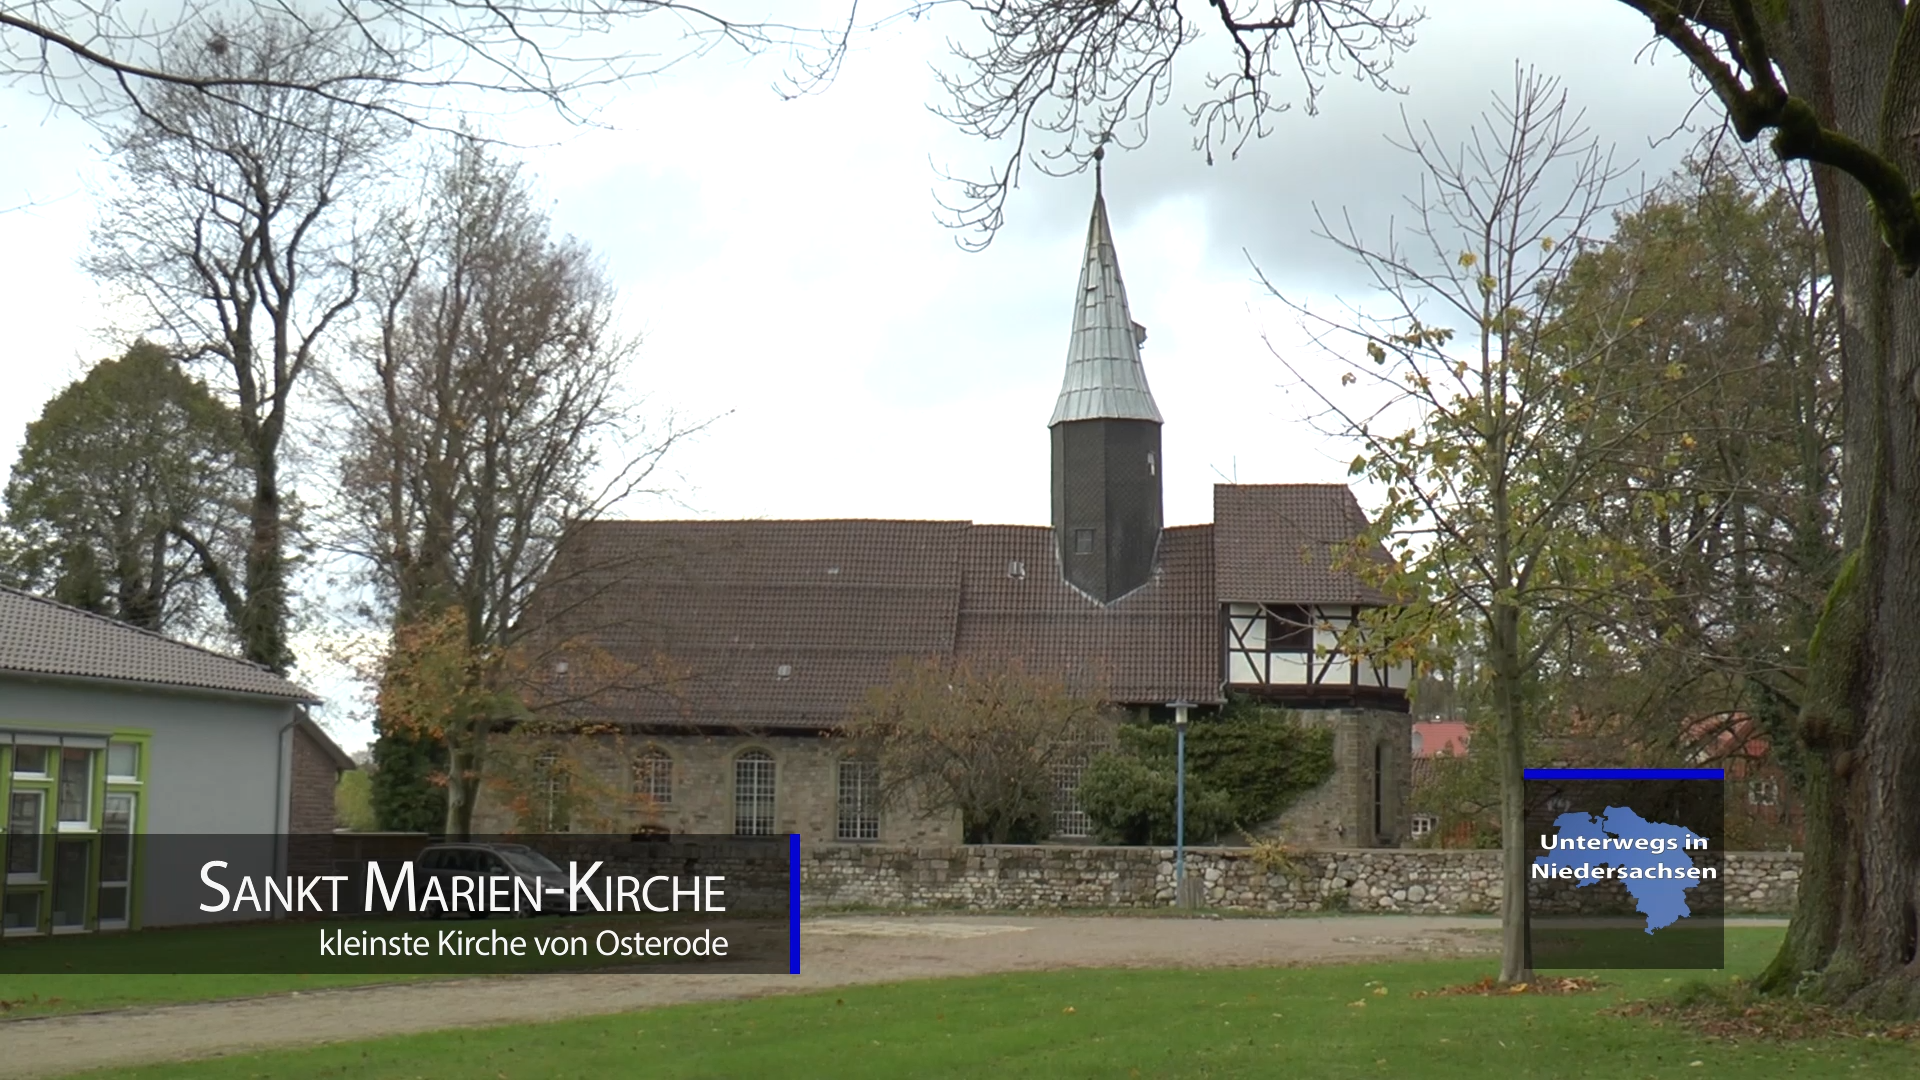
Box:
[50, 839, 90, 928]
[534, 751, 568, 832]
[1266, 605, 1313, 651]
[101, 794, 134, 884]
[97, 885, 128, 924]
[836, 761, 880, 841]
[58, 748, 93, 824]
[3, 890, 41, 932]
[1050, 760, 1092, 839]
[634, 750, 673, 805]
[107, 743, 139, 779]
[733, 752, 776, 836]
[12, 745, 47, 775]
[6, 792, 43, 877]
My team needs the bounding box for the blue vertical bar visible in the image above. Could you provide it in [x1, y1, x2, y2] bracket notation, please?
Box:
[788, 832, 801, 974]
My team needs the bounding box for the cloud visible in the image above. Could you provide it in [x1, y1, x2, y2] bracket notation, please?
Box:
[1, 1, 1714, 753]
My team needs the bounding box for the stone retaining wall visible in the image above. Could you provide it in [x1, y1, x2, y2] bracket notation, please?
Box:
[801, 844, 1801, 915]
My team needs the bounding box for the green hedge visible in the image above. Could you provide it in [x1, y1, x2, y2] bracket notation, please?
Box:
[1078, 699, 1334, 845]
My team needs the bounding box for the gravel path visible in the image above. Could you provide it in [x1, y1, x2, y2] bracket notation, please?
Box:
[1, 914, 1501, 1078]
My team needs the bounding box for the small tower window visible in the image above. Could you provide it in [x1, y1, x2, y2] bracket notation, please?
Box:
[1073, 528, 1096, 554]
[1266, 605, 1313, 650]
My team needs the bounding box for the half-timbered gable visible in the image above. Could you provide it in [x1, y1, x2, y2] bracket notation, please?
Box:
[1214, 485, 1412, 708]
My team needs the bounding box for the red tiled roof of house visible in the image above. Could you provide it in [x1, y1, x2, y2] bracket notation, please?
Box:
[1412, 720, 1471, 758]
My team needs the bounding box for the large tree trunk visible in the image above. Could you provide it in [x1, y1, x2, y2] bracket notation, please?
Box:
[1756, 0, 1920, 1017]
[1492, 600, 1533, 984]
[240, 466, 292, 674]
[444, 742, 480, 841]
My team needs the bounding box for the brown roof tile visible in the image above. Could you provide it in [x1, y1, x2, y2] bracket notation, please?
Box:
[0, 587, 317, 702]
[1212, 484, 1394, 605]
[955, 525, 1218, 705]
[526, 520, 967, 729]
[533, 486, 1385, 729]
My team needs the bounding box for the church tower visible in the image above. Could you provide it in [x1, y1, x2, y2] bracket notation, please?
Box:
[1050, 172, 1164, 604]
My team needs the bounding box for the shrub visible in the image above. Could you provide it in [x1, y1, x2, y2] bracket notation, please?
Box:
[1077, 752, 1235, 844]
[1079, 698, 1335, 845]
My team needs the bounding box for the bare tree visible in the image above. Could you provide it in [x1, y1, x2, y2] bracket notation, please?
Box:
[932, 0, 1420, 247]
[1272, 70, 1735, 983]
[325, 137, 695, 837]
[840, 656, 1115, 843]
[2, 2, 915, 131]
[942, 0, 1920, 1014]
[86, 16, 403, 673]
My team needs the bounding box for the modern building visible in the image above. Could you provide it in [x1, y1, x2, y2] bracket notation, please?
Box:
[0, 587, 349, 936]
[499, 183, 1412, 847]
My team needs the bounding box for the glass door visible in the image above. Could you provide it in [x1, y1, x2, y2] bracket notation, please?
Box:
[49, 838, 93, 931]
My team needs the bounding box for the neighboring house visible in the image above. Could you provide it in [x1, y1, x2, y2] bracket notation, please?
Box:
[503, 183, 1414, 848]
[1408, 719, 1474, 844]
[0, 587, 350, 936]
[1684, 713, 1803, 848]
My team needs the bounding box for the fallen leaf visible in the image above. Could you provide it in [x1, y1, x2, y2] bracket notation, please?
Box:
[1372, 987, 1389, 997]
[1062, 1006, 1076, 1014]
[1347, 1000, 1367, 1008]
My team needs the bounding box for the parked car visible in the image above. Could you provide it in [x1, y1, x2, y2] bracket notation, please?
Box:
[414, 842, 565, 918]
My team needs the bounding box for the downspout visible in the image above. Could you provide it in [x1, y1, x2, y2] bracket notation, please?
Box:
[271, 707, 304, 888]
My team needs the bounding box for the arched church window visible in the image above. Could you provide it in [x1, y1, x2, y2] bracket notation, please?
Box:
[734, 751, 776, 836]
[634, 748, 673, 806]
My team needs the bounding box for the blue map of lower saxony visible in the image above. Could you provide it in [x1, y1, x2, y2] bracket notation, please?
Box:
[1532, 807, 1709, 933]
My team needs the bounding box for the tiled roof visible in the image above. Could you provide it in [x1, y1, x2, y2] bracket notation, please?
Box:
[955, 525, 1217, 705]
[1213, 485, 1395, 605]
[1412, 720, 1471, 758]
[1048, 190, 1162, 426]
[525, 520, 967, 729]
[0, 586, 318, 702]
[530, 489, 1388, 729]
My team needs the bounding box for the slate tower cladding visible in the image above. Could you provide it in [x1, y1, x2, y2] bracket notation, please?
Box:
[1050, 181, 1164, 604]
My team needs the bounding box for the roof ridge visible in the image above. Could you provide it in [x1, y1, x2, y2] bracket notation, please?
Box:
[0, 584, 290, 680]
[1216, 482, 1355, 490]
[582, 518, 976, 527]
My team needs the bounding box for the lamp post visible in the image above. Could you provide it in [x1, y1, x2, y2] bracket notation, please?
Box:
[1171, 700, 1192, 906]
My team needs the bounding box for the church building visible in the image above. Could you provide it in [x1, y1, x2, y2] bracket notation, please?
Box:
[494, 184, 1413, 848]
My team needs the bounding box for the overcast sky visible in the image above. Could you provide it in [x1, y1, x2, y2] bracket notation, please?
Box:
[0, 2, 1706, 750]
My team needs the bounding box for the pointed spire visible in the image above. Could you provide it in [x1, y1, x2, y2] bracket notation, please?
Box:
[1049, 170, 1163, 427]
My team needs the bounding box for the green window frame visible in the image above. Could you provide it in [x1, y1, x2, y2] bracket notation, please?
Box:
[1, 729, 150, 939]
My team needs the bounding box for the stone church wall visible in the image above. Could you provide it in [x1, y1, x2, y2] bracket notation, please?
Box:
[801, 843, 1802, 915]
[471, 732, 962, 844]
[1259, 708, 1413, 847]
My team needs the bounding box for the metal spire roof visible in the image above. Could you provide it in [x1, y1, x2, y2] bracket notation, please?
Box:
[1049, 177, 1164, 426]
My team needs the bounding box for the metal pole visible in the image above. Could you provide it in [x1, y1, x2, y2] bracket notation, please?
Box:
[1173, 702, 1190, 906]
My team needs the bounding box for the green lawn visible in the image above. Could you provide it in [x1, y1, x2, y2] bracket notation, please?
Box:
[0, 911, 780, 1017]
[56, 928, 1920, 1079]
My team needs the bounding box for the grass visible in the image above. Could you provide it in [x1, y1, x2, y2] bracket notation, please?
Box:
[0, 908, 1439, 1016]
[51, 927, 1920, 1079]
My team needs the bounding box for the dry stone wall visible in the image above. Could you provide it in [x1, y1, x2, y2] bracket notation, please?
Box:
[800, 844, 1801, 915]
